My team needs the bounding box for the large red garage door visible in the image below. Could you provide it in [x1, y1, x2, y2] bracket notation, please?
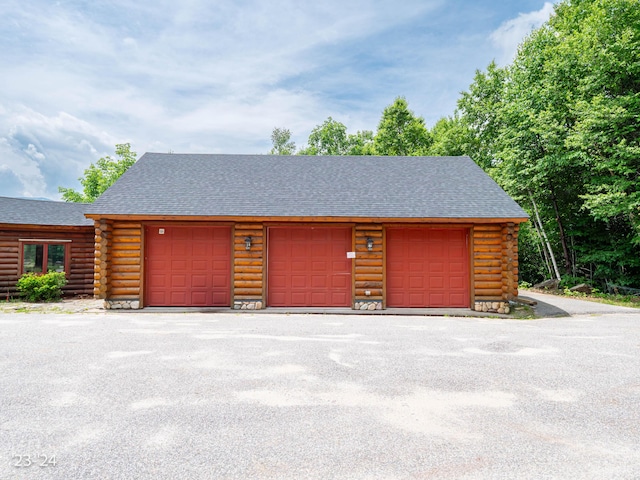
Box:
[387, 228, 469, 307]
[268, 227, 351, 307]
[145, 226, 231, 307]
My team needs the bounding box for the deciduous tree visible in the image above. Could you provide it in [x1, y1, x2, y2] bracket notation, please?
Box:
[59, 143, 137, 203]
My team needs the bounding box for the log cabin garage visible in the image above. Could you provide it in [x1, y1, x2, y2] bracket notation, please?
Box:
[0, 196, 94, 298]
[86, 154, 528, 313]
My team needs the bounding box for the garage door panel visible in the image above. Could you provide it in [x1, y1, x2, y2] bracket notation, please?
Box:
[291, 292, 307, 305]
[387, 228, 469, 308]
[291, 275, 307, 288]
[145, 226, 231, 307]
[268, 227, 351, 307]
[170, 291, 186, 304]
[311, 275, 327, 288]
[191, 260, 208, 271]
[292, 261, 306, 271]
[270, 275, 286, 288]
[429, 293, 445, 305]
[332, 275, 348, 288]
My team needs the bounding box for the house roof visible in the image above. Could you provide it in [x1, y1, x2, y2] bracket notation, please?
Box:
[88, 153, 528, 219]
[0, 196, 94, 227]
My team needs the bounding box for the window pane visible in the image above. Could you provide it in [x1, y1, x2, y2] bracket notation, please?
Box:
[47, 245, 66, 272]
[23, 244, 44, 273]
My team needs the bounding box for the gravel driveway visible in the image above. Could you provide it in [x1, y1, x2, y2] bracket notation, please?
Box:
[1, 308, 639, 479]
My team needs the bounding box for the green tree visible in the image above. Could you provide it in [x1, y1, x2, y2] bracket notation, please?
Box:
[427, 115, 475, 157]
[59, 143, 137, 203]
[298, 117, 349, 155]
[269, 127, 296, 155]
[456, 0, 640, 287]
[298, 117, 374, 155]
[346, 130, 375, 155]
[456, 62, 508, 169]
[373, 97, 432, 155]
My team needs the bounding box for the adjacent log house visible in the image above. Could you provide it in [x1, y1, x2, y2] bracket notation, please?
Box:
[86, 154, 528, 313]
[0, 197, 94, 298]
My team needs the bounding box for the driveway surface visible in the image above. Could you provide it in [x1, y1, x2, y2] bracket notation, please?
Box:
[1, 305, 639, 479]
[521, 290, 640, 317]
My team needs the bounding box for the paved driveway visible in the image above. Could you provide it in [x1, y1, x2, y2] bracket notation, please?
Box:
[1, 309, 639, 479]
[521, 290, 640, 317]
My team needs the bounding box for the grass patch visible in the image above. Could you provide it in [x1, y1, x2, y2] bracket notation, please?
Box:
[510, 304, 537, 319]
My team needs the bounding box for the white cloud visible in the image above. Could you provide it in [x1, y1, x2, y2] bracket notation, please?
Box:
[0, 106, 117, 198]
[490, 2, 555, 65]
[0, 0, 555, 198]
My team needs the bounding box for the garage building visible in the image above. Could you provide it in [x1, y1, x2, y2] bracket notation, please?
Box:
[86, 154, 528, 313]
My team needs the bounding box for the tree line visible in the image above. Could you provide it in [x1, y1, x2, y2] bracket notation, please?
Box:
[270, 0, 640, 290]
[61, 0, 638, 289]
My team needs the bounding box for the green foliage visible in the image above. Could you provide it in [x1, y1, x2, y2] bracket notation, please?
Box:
[16, 272, 67, 302]
[298, 117, 349, 155]
[59, 143, 137, 203]
[345, 130, 375, 155]
[265, 2, 640, 289]
[373, 97, 432, 156]
[517, 222, 551, 285]
[426, 115, 476, 157]
[298, 117, 374, 156]
[456, 0, 640, 288]
[270, 128, 296, 155]
[559, 275, 589, 290]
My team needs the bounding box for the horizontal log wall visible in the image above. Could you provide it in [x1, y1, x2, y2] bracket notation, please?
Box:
[233, 224, 264, 306]
[502, 223, 519, 301]
[0, 229, 19, 298]
[109, 222, 142, 299]
[354, 225, 384, 304]
[473, 224, 504, 300]
[94, 220, 110, 299]
[473, 223, 520, 302]
[0, 226, 94, 298]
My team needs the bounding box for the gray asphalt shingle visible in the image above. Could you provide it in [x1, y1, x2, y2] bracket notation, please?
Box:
[0, 196, 93, 226]
[88, 153, 528, 219]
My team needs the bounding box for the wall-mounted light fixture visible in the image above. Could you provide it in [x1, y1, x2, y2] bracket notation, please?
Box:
[245, 236, 252, 251]
[366, 237, 374, 251]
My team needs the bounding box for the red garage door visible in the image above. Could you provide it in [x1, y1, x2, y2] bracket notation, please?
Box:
[145, 226, 231, 307]
[268, 227, 351, 307]
[387, 228, 469, 308]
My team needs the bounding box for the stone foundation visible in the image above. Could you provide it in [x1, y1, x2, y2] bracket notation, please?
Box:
[474, 301, 510, 314]
[234, 300, 263, 310]
[354, 301, 383, 311]
[105, 299, 140, 310]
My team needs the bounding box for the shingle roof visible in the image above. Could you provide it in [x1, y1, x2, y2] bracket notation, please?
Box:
[88, 153, 528, 219]
[0, 196, 93, 226]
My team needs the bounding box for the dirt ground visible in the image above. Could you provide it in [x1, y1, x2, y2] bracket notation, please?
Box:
[0, 297, 105, 314]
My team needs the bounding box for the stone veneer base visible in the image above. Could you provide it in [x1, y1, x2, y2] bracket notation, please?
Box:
[234, 300, 263, 310]
[105, 299, 140, 310]
[354, 301, 383, 311]
[474, 301, 510, 314]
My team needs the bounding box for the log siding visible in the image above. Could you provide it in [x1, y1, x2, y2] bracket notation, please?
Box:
[353, 224, 384, 309]
[0, 226, 94, 298]
[92, 219, 522, 311]
[233, 223, 264, 309]
[472, 223, 519, 303]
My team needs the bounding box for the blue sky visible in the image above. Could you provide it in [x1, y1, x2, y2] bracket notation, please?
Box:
[1, 0, 555, 199]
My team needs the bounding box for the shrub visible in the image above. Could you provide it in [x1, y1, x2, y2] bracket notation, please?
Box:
[16, 272, 67, 302]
